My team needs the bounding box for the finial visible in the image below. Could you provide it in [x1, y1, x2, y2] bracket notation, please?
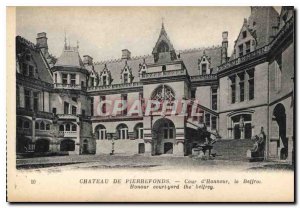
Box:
[77, 40, 79, 49]
[162, 17, 165, 29]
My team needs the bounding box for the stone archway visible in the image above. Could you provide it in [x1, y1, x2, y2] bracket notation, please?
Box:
[273, 103, 287, 160]
[152, 118, 175, 155]
[60, 139, 75, 151]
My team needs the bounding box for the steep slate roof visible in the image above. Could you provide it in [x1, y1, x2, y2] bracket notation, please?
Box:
[16, 36, 53, 84]
[93, 46, 222, 84]
[152, 23, 175, 54]
[55, 47, 84, 68]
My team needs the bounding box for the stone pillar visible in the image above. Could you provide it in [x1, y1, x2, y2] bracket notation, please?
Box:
[144, 139, 152, 156]
[175, 140, 184, 156]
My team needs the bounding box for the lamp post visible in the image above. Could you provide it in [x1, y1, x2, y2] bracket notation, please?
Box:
[109, 133, 114, 155]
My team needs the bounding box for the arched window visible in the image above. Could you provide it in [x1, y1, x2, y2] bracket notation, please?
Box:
[40, 121, 45, 130]
[117, 123, 128, 139]
[66, 123, 71, 131]
[158, 41, 169, 53]
[134, 123, 144, 139]
[35, 122, 39, 129]
[151, 85, 175, 111]
[46, 123, 50, 130]
[72, 124, 77, 131]
[59, 124, 64, 131]
[95, 124, 106, 140]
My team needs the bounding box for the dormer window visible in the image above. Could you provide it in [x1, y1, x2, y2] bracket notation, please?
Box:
[70, 74, 76, 86]
[62, 74, 68, 85]
[238, 44, 244, 57]
[103, 75, 107, 86]
[245, 41, 251, 54]
[123, 73, 128, 83]
[201, 64, 207, 75]
[198, 52, 211, 75]
[242, 31, 247, 39]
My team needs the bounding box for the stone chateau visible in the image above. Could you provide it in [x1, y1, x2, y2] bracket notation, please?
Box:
[16, 7, 294, 162]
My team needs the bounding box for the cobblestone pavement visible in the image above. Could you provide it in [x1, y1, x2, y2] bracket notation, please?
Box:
[16, 154, 293, 172]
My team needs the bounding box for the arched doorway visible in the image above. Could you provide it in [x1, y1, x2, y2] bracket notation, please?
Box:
[60, 139, 75, 151]
[35, 139, 50, 153]
[273, 103, 287, 160]
[152, 118, 175, 155]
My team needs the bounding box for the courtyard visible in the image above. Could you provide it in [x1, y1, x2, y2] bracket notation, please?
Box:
[16, 154, 294, 172]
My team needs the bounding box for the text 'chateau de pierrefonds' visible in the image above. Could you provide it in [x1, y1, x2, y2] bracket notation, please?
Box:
[16, 7, 294, 162]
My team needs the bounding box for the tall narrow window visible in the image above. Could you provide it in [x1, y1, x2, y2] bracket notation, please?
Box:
[62, 74, 68, 85]
[33, 92, 39, 112]
[162, 65, 166, 72]
[29, 65, 34, 77]
[24, 90, 31, 110]
[72, 106, 77, 115]
[202, 63, 207, 75]
[248, 69, 254, 100]
[238, 44, 244, 57]
[211, 116, 217, 130]
[211, 88, 218, 110]
[230, 76, 236, 103]
[64, 102, 69, 114]
[242, 31, 247, 39]
[123, 73, 128, 83]
[54, 73, 57, 84]
[191, 89, 196, 99]
[90, 77, 94, 87]
[100, 96, 106, 114]
[239, 73, 245, 102]
[102, 76, 107, 86]
[70, 74, 76, 86]
[205, 113, 211, 127]
[245, 41, 251, 54]
[121, 94, 127, 115]
[90, 97, 94, 116]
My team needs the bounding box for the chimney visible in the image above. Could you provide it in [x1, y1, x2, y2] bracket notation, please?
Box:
[221, 31, 228, 64]
[83, 55, 93, 65]
[36, 32, 48, 55]
[121, 49, 131, 60]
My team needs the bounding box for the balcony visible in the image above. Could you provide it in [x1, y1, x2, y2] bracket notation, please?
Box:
[56, 114, 78, 120]
[87, 82, 142, 92]
[190, 74, 217, 82]
[58, 131, 77, 138]
[217, 45, 269, 72]
[54, 83, 84, 90]
[35, 129, 52, 136]
[141, 69, 188, 80]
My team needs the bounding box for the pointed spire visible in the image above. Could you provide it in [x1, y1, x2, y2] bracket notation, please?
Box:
[64, 30, 67, 50]
[77, 40, 79, 49]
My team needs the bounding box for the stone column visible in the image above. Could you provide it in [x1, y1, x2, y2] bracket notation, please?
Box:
[175, 140, 184, 156]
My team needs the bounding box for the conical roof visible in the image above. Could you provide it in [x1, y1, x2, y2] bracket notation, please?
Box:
[55, 46, 84, 68]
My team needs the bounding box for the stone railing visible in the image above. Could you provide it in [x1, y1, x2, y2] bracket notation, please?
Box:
[190, 74, 217, 81]
[56, 114, 78, 120]
[218, 45, 269, 72]
[141, 69, 187, 79]
[87, 82, 142, 92]
[58, 131, 77, 138]
[54, 83, 83, 90]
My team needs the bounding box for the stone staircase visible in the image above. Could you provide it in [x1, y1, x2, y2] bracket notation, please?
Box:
[213, 139, 255, 161]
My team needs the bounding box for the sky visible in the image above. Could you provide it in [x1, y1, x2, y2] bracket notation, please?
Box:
[16, 7, 281, 62]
